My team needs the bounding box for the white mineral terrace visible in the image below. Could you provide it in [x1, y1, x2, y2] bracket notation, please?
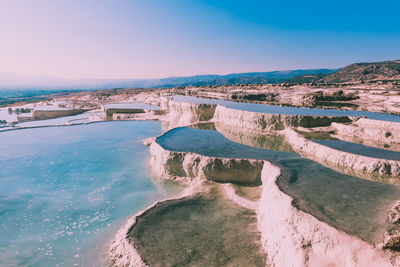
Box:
[109, 134, 399, 266]
[5, 92, 399, 266]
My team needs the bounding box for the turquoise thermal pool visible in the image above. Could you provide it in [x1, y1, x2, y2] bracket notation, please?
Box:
[0, 121, 179, 266]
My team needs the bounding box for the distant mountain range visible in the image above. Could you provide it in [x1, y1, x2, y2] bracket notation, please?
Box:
[0, 59, 399, 91]
[0, 69, 336, 91]
[319, 60, 400, 83]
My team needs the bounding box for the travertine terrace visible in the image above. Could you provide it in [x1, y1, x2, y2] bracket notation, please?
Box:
[91, 88, 400, 266]
[4, 85, 400, 266]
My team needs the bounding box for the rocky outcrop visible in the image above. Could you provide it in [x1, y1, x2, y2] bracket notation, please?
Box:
[258, 161, 393, 266]
[388, 201, 400, 224]
[383, 228, 400, 252]
[213, 105, 351, 132]
[284, 128, 400, 183]
[150, 140, 263, 186]
[383, 201, 400, 254]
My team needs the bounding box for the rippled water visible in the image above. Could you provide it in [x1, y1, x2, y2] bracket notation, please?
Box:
[0, 121, 177, 266]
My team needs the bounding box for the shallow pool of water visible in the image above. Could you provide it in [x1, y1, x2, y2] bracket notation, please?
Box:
[313, 139, 400, 161]
[156, 126, 296, 161]
[0, 121, 178, 266]
[129, 191, 266, 266]
[157, 124, 400, 243]
[277, 158, 400, 243]
[172, 95, 400, 122]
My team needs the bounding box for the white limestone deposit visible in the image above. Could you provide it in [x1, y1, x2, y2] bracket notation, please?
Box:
[332, 118, 400, 149]
[284, 128, 400, 181]
[213, 105, 351, 132]
[165, 99, 216, 129]
[107, 92, 400, 266]
[149, 140, 263, 185]
[258, 161, 393, 267]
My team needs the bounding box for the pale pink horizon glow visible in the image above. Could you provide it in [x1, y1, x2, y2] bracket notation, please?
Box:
[1, 0, 398, 80]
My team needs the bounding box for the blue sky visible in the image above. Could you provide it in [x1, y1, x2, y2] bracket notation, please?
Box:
[0, 0, 399, 79]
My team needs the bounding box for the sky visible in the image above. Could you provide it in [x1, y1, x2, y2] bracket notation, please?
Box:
[0, 0, 399, 79]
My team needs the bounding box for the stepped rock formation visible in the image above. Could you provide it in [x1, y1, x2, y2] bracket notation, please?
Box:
[146, 134, 397, 266]
[109, 93, 400, 266]
[164, 99, 216, 129]
[332, 118, 400, 147]
[284, 128, 400, 183]
[149, 140, 263, 185]
[213, 105, 351, 132]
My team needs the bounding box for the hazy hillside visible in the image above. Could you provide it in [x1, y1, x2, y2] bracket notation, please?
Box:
[3, 60, 400, 90]
[284, 73, 331, 84]
[0, 69, 336, 90]
[320, 60, 400, 83]
[168, 69, 336, 87]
